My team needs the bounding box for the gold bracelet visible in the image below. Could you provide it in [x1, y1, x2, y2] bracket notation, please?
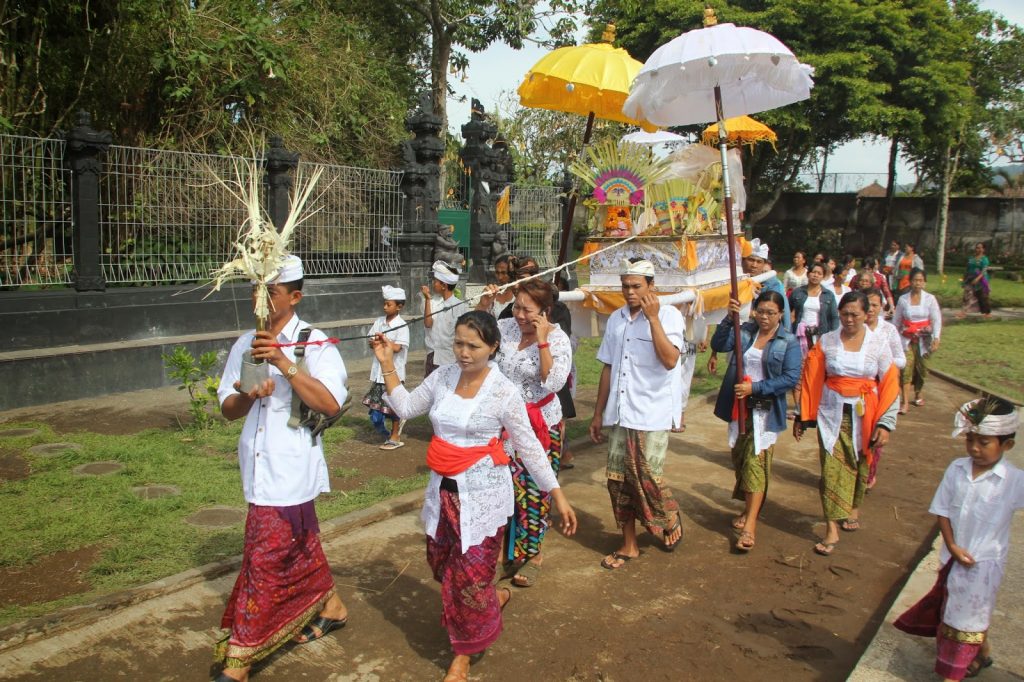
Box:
[381, 369, 397, 377]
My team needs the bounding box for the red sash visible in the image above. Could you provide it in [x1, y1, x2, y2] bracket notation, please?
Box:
[799, 345, 901, 466]
[426, 435, 510, 477]
[525, 392, 557, 451]
[901, 318, 931, 340]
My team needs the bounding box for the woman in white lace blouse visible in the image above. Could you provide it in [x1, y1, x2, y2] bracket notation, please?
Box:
[495, 279, 572, 587]
[372, 310, 577, 682]
[794, 291, 900, 557]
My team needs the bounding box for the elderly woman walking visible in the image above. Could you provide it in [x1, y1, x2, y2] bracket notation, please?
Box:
[711, 290, 802, 552]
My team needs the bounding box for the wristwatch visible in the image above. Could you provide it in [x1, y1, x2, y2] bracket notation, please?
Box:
[285, 363, 299, 379]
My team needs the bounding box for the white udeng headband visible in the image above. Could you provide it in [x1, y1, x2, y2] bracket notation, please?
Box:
[952, 400, 1020, 437]
[621, 258, 656, 277]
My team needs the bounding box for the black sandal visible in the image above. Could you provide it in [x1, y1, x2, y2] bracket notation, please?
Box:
[295, 614, 348, 643]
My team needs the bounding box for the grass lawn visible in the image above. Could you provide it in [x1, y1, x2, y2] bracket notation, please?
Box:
[920, 266, 1024, 309]
[0, 417, 426, 626]
[928, 319, 1024, 404]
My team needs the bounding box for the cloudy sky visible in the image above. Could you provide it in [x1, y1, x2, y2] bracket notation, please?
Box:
[447, 0, 1023, 186]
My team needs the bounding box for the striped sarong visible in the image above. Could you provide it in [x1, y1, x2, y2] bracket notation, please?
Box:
[506, 423, 562, 562]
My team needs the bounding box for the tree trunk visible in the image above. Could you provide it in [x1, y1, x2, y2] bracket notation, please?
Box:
[816, 146, 829, 193]
[877, 137, 899, 254]
[935, 139, 962, 275]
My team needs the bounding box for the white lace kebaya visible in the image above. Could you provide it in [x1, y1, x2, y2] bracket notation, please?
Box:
[384, 362, 559, 553]
[495, 317, 572, 429]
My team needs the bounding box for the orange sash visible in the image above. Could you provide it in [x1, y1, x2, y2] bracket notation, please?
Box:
[799, 345, 900, 466]
[426, 435, 510, 477]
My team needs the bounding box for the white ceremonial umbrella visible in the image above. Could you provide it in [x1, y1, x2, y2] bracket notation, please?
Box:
[623, 7, 814, 430]
[620, 130, 686, 145]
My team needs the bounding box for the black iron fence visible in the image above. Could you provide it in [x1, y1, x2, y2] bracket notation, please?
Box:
[1, 115, 402, 290]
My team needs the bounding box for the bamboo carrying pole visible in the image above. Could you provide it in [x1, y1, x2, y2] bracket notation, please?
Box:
[715, 86, 747, 432]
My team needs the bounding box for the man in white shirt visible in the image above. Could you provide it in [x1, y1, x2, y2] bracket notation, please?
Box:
[590, 258, 686, 570]
[422, 260, 463, 377]
[214, 256, 349, 680]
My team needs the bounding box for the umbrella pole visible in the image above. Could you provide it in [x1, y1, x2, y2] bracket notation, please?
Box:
[715, 86, 747, 432]
[556, 111, 596, 267]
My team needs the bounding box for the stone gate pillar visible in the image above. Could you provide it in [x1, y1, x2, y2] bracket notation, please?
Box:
[65, 111, 112, 292]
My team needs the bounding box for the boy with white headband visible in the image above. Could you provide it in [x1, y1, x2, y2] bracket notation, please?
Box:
[422, 260, 462, 377]
[897, 396, 1022, 681]
[590, 257, 686, 569]
[363, 285, 409, 450]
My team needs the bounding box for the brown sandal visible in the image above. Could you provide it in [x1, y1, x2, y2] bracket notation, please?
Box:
[735, 531, 755, 552]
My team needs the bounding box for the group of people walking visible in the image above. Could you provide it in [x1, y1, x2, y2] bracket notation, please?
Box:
[208, 237, 1011, 682]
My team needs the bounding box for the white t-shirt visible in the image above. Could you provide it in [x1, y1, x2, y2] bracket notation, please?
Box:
[369, 314, 409, 382]
[801, 294, 821, 327]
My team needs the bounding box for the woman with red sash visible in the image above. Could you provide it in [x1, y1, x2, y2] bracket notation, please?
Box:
[494, 279, 572, 587]
[372, 310, 577, 682]
[893, 267, 942, 412]
[794, 291, 901, 556]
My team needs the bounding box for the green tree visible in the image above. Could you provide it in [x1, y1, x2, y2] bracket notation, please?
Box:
[389, 0, 580, 135]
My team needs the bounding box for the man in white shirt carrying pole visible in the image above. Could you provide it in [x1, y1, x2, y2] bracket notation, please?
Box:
[590, 258, 686, 570]
[214, 256, 349, 681]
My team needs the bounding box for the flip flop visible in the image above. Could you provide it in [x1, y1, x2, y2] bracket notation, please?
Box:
[661, 512, 683, 552]
[511, 561, 541, 588]
[560, 461, 576, 470]
[600, 552, 635, 570]
[731, 515, 747, 530]
[912, 398, 925, 407]
[379, 439, 405, 450]
[840, 518, 860, 532]
[813, 541, 837, 556]
[295, 614, 347, 643]
[735, 531, 755, 553]
[965, 655, 994, 678]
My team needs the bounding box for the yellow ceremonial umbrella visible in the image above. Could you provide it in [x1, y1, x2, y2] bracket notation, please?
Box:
[701, 115, 777, 148]
[518, 23, 657, 265]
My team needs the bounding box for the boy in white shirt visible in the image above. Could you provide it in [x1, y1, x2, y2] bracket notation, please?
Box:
[362, 285, 409, 450]
[422, 260, 462, 377]
[590, 258, 686, 569]
[898, 397, 1021, 681]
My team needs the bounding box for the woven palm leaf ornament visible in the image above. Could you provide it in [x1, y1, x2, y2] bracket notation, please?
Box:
[570, 140, 670, 206]
[205, 152, 325, 331]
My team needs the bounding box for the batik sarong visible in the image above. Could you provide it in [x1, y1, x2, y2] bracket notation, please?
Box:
[426, 489, 504, 656]
[818, 411, 868, 521]
[731, 426, 773, 501]
[361, 382, 397, 416]
[215, 504, 335, 668]
[935, 625, 984, 681]
[606, 426, 680, 535]
[507, 423, 562, 563]
[903, 343, 927, 393]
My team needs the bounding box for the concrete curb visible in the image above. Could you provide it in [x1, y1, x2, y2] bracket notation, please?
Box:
[928, 368, 1023, 406]
[0, 489, 424, 653]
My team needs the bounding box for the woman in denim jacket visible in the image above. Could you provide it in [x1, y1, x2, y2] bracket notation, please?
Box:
[712, 290, 803, 552]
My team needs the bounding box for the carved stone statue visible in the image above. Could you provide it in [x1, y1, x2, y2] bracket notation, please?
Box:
[432, 224, 465, 269]
[490, 228, 511, 261]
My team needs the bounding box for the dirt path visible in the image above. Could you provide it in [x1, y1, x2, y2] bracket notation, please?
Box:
[0, 376, 972, 680]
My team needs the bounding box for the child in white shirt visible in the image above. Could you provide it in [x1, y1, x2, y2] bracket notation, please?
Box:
[362, 285, 409, 449]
